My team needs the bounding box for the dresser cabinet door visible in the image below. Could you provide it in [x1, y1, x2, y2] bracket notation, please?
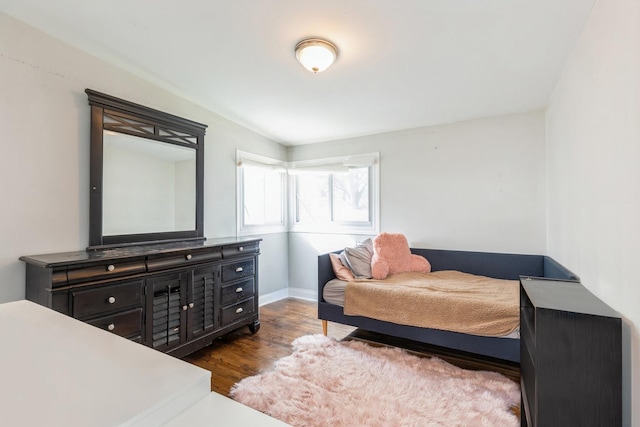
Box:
[189, 264, 219, 339]
[146, 272, 188, 352]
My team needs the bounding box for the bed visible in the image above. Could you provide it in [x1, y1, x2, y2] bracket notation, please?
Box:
[318, 248, 579, 363]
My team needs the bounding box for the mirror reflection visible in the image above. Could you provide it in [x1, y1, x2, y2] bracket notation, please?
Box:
[102, 131, 196, 236]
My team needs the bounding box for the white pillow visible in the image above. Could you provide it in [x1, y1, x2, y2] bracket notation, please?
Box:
[339, 238, 374, 279]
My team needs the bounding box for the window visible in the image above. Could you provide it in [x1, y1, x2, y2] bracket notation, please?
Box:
[237, 152, 287, 235]
[291, 153, 379, 234]
[237, 151, 378, 235]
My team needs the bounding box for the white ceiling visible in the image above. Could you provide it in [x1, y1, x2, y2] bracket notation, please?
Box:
[1, 0, 594, 145]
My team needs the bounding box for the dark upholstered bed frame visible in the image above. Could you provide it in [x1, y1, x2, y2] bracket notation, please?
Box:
[318, 248, 578, 363]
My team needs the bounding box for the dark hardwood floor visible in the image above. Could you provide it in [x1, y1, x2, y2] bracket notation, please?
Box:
[183, 298, 355, 395]
[183, 298, 520, 397]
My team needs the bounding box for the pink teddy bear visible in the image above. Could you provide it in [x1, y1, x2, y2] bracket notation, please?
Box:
[370, 233, 431, 280]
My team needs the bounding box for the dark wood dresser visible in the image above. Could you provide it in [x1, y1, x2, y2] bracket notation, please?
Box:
[21, 238, 260, 358]
[520, 277, 622, 427]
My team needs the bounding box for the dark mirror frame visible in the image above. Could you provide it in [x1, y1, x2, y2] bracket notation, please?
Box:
[86, 89, 207, 249]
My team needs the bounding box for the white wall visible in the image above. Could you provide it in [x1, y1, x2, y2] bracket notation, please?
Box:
[174, 158, 196, 231]
[545, 0, 639, 425]
[288, 111, 547, 294]
[0, 12, 289, 302]
[103, 142, 178, 235]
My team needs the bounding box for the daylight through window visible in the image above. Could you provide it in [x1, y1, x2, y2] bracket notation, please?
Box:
[237, 153, 287, 235]
[292, 154, 379, 234]
[238, 151, 378, 235]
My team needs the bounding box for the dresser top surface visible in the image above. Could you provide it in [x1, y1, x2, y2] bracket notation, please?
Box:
[20, 237, 261, 268]
[521, 277, 620, 319]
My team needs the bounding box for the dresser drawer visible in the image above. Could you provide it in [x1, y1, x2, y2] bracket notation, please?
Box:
[222, 242, 259, 258]
[146, 250, 222, 272]
[221, 278, 255, 305]
[221, 298, 255, 326]
[72, 280, 143, 319]
[87, 308, 143, 339]
[67, 261, 146, 285]
[221, 258, 255, 282]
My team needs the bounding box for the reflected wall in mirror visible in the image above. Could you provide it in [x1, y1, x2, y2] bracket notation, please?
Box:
[86, 89, 207, 249]
[102, 131, 196, 235]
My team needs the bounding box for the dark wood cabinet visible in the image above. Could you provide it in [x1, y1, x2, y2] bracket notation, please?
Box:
[220, 256, 258, 329]
[520, 277, 622, 427]
[72, 277, 145, 342]
[147, 271, 188, 352]
[190, 264, 219, 340]
[21, 238, 260, 358]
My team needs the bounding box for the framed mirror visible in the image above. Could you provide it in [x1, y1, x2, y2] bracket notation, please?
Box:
[86, 89, 207, 249]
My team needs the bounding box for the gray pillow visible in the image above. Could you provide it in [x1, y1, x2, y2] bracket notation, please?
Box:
[339, 238, 374, 279]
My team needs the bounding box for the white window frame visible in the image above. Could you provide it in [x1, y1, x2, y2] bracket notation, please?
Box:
[289, 153, 380, 235]
[236, 151, 288, 236]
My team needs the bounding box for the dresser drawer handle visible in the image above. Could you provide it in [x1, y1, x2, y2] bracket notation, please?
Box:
[182, 305, 188, 311]
[235, 307, 244, 314]
[235, 267, 243, 273]
[239, 246, 244, 252]
[108, 296, 116, 304]
[107, 323, 115, 331]
[189, 302, 194, 308]
[107, 264, 115, 272]
[186, 254, 192, 260]
[235, 287, 243, 293]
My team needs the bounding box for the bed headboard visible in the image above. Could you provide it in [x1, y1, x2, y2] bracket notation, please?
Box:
[542, 256, 580, 281]
[411, 248, 544, 280]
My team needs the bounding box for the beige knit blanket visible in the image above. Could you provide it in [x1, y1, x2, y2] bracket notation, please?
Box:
[344, 270, 519, 337]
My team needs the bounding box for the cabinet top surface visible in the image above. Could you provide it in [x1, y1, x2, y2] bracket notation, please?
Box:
[1, 300, 211, 426]
[520, 277, 620, 319]
[20, 237, 261, 268]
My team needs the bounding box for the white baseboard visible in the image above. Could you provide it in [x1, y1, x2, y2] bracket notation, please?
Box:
[259, 288, 289, 306]
[287, 287, 317, 302]
[259, 287, 317, 306]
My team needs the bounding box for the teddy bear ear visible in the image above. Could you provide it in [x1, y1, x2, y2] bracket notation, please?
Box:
[374, 233, 409, 249]
[410, 254, 431, 273]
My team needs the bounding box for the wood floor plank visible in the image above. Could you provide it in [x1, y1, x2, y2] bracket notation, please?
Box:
[183, 298, 520, 396]
[183, 298, 355, 395]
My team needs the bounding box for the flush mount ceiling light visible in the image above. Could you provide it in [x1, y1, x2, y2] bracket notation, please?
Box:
[295, 38, 338, 73]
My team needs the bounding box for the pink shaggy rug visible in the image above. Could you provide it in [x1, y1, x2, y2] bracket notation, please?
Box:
[230, 335, 520, 427]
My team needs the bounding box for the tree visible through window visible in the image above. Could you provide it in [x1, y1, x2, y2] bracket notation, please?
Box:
[296, 173, 330, 224]
[333, 167, 369, 222]
[238, 151, 378, 235]
[295, 166, 372, 229]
